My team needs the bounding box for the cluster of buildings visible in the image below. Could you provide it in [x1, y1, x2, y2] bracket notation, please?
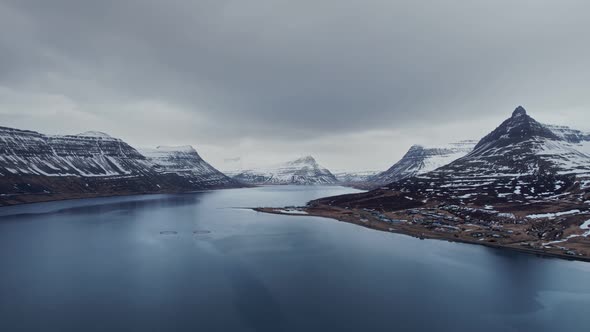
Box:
[403, 206, 521, 239]
[361, 208, 407, 224]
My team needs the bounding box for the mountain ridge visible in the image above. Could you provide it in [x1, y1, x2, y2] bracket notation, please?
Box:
[139, 145, 240, 188]
[0, 125, 243, 206]
[293, 106, 590, 259]
[233, 156, 339, 185]
[367, 140, 477, 187]
[315, 106, 590, 207]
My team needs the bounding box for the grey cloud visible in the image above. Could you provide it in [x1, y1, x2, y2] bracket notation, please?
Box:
[1, 0, 589, 169]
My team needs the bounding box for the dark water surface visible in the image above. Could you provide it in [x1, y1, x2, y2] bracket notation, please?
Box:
[1, 186, 589, 332]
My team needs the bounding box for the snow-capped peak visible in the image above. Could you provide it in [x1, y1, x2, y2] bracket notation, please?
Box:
[233, 156, 339, 185]
[472, 106, 558, 153]
[512, 105, 527, 118]
[154, 145, 196, 153]
[0, 126, 150, 178]
[77, 131, 113, 138]
[139, 146, 202, 161]
[408, 145, 425, 151]
[368, 140, 477, 186]
[290, 156, 318, 165]
[432, 106, 590, 179]
[138, 144, 237, 187]
[544, 124, 590, 144]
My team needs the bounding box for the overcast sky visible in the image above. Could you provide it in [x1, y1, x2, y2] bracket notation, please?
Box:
[1, 0, 589, 171]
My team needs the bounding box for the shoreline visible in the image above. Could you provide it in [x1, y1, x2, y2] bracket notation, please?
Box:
[0, 187, 250, 209]
[254, 206, 590, 263]
[4, 187, 588, 263]
[0, 191, 200, 208]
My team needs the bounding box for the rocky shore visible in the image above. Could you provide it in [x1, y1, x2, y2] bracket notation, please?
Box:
[254, 203, 590, 263]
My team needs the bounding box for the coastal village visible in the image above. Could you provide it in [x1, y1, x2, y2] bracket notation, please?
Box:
[256, 198, 590, 262]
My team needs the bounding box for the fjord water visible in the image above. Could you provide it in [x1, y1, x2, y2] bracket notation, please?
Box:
[0, 186, 589, 332]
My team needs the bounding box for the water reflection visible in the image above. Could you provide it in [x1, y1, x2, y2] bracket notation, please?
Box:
[0, 192, 208, 220]
[0, 186, 589, 332]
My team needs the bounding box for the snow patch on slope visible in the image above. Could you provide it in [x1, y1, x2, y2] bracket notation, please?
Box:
[369, 140, 477, 185]
[233, 156, 339, 185]
[0, 126, 152, 177]
[139, 145, 235, 187]
[76, 131, 114, 139]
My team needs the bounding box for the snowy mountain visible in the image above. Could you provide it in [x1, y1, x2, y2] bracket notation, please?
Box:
[317, 106, 590, 209]
[0, 125, 243, 205]
[368, 140, 477, 186]
[434, 106, 590, 178]
[545, 124, 590, 156]
[139, 145, 240, 188]
[386, 106, 590, 204]
[233, 156, 339, 185]
[76, 131, 115, 139]
[307, 107, 590, 260]
[0, 126, 154, 177]
[545, 124, 590, 144]
[333, 170, 380, 183]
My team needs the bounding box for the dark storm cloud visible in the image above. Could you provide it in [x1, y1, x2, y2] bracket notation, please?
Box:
[1, 0, 589, 169]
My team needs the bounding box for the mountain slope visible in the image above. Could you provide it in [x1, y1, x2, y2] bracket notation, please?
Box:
[397, 106, 590, 204]
[0, 125, 243, 206]
[545, 124, 590, 144]
[316, 106, 590, 207]
[368, 140, 476, 186]
[333, 170, 379, 183]
[233, 156, 339, 185]
[0, 127, 154, 177]
[435, 106, 590, 179]
[545, 124, 590, 157]
[140, 146, 241, 189]
[263, 106, 590, 260]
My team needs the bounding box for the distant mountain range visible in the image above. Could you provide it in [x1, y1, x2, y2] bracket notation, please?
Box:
[368, 140, 477, 187]
[431, 107, 590, 179]
[0, 126, 242, 206]
[314, 106, 590, 208]
[0, 129, 153, 177]
[358, 107, 590, 190]
[2, 106, 589, 207]
[286, 106, 590, 260]
[232, 156, 339, 185]
[333, 170, 380, 183]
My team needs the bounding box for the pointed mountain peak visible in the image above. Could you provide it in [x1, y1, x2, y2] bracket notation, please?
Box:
[512, 106, 527, 118]
[473, 106, 560, 153]
[403, 145, 426, 157]
[234, 155, 338, 185]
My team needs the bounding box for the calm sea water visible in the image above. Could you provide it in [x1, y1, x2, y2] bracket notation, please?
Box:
[0, 186, 589, 332]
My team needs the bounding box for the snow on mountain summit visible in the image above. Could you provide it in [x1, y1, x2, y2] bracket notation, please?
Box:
[233, 156, 339, 185]
[368, 140, 477, 186]
[139, 145, 238, 188]
[333, 170, 380, 183]
[440, 106, 590, 178]
[544, 124, 590, 145]
[380, 106, 590, 205]
[154, 145, 196, 153]
[0, 125, 151, 178]
[512, 105, 527, 117]
[140, 145, 197, 160]
[0, 125, 245, 204]
[285, 155, 324, 168]
[76, 131, 115, 139]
